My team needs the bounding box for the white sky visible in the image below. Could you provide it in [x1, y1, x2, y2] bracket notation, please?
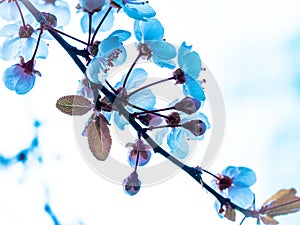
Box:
[1, 0, 300, 224]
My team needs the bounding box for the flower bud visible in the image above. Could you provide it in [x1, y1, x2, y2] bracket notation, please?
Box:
[126, 139, 151, 167]
[182, 120, 206, 136]
[122, 171, 141, 196]
[137, 113, 162, 126]
[166, 112, 181, 127]
[42, 12, 57, 27]
[173, 68, 186, 84]
[79, 0, 105, 12]
[174, 97, 201, 114]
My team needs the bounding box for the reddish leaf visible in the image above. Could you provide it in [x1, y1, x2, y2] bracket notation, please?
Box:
[86, 114, 112, 161]
[56, 95, 93, 116]
[259, 188, 300, 224]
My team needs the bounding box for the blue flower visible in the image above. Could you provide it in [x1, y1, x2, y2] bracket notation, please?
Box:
[111, 0, 156, 21]
[79, 0, 105, 13]
[33, 0, 71, 26]
[134, 18, 176, 68]
[87, 30, 131, 83]
[173, 41, 205, 102]
[0, 0, 24, 21]
[105, 68, 156, 130]
[3, 58, 41, 95]
[80, 3, 115, 34]
[213, 166, 257, 212]
[155, 111, 210, 159]
[0, 18, 48, 61]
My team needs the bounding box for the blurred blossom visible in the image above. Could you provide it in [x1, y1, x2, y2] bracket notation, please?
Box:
[0, 0, 25, 21]
[32, 0, 71, 26]
[174, 96, 201, 115]
[0, 18, 48, 61]
[110, 0, 156, 21]
[134, 18, 176, 68]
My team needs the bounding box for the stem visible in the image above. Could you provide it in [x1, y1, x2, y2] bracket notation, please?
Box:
[146, 124, 180, 131]
[133, 106, 175, 116]
[127, 103, 170, 119]
[201, 168, 221, 180]
[31, 29, 43, 60]
[47, 27, 88, 45]
[19, 0, 47, 25]
[15, 0, 26, 27]
[105, 79, 118, 94]
[88, 12, 93, 45]
[122, 53, 142, 88]
[90, 6, 112, 44]
[128, 77, 175, 98]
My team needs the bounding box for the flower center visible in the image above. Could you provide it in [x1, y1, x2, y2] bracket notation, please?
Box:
[216, 175, 233, 191]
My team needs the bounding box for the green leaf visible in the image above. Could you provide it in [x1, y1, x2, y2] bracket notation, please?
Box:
[86, 114, 112, 161]
[259, 188, 300, 224]
[56, 95, 93, 116]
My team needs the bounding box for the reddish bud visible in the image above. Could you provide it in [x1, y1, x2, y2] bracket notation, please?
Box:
[19, 24, 34, 38]
[182, 120, 206, 136]
[174, 97, 201, 114]
[122, 171, 141, 196]
[137, 113, 162, 126]
[173, 68, 186, 84]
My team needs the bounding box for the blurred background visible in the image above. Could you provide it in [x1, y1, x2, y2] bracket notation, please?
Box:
[0, 0, 300, 224]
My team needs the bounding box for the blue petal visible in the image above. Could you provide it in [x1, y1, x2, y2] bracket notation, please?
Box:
[129, 89, 156, 110]
[134, 20, 143, 41]
[154, 127, 169, 145]
[109, 30, 131, 42]
[114, 112, 130, 130]
[15, 73, 35, 95]
[87, 58, 103, 83]
[178, 41, 192, 68]
[0, 23, 19, 37]
[167, 128, 189, 159]
[182, 51, 201, 79]
[149, 40, 177, 60]
[35, 40, 49, 59]
[123, 2, 156, 20]
[115, 68, 148, 90]
[0, 1, 20, 21]
[140, 18, 164, 41]
[0, 37, 22, 60]
[234, 167, 257, 187]
[228, 187, 255, 209]
[152, 57, 176, 69]
[183, 75, 206, 101]
[222, 166, 257, 187]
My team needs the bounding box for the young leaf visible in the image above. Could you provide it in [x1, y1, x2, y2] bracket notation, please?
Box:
[56, 95, 93, 116]
[86, 114, 112, 161]
[224, 208, 236, 222]
[259, 188, 300, 224]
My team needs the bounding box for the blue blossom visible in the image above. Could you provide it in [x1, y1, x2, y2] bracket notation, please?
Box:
[134, 18, 176, 68]
[79, 0, 105, 13]
[106, 68, 156, 130]
[173, 41, 205, 102]
[0, 0, 24, 21]
[3, 58, 41, 95]
[155, 111, 210, 159]
[32, 0, 71, 26]
[111, 0, 155, 21]
[80, 3, 115, 34]
[0, 19, 48, 61]
[213, 166, 257, 211]
[87, 30, 131, 83]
